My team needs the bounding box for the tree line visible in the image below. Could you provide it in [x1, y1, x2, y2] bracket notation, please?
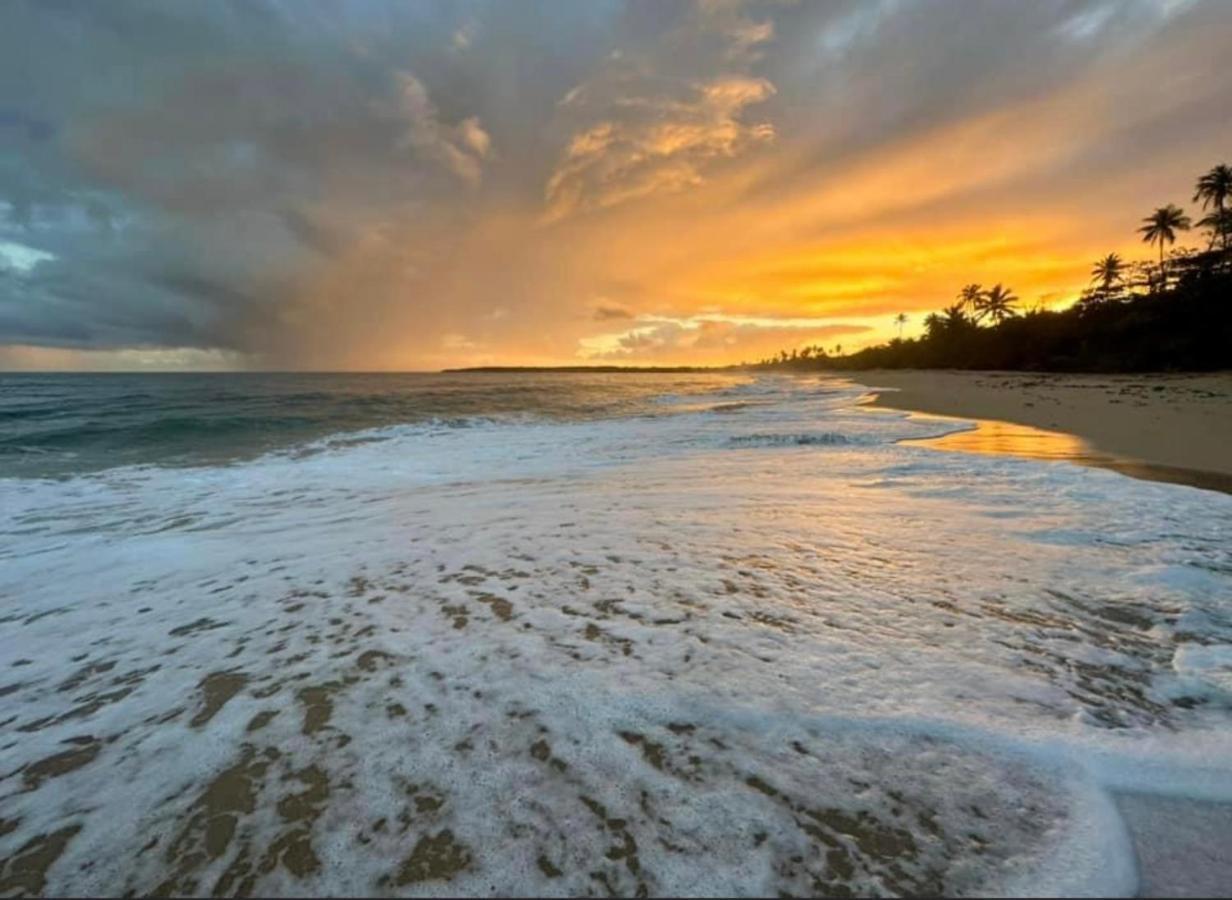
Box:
[750, 163, 1231, 373]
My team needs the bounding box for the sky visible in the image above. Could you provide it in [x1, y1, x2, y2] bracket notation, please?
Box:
[1, 0, 1230, 371]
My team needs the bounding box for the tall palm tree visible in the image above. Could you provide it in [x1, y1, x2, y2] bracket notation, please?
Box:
[957, 283, 983, 315]
[1194, 164, 1232, 250]
[975, 284, 1018, 324]
[894, 312, 908, 339]
[1089, 253, 1124, 298]
[1139, 204, 1191, 287]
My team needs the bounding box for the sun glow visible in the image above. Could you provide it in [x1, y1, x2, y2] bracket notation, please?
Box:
[2, 0, 1229, 371]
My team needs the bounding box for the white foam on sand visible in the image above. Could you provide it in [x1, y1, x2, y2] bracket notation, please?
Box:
[1, 376, 1230, 896]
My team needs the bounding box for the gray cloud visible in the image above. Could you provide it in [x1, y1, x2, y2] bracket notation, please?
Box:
[594, 303, 635, 321]
[542, 2, 778, 220]
[0, 0, 1229, 368]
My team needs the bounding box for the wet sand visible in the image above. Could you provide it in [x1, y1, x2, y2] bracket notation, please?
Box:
[855, 369, 1232, 895]
[1116, 792, 1232, 898]
[4, 375, 1230, 896]
[857, 370, 1232, 494]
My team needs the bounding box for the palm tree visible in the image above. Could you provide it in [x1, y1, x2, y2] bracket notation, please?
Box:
[1089, 253, 1125, 299]
[1198, 208, 1232, 255]
[941, 304, 969, 329]
[974, 283, 1018, 324]
[1139, 204, 1191, 288]
[894, 312, 908, 339]
[1194, 164, 1231, 250]
[923, 312, 944, 340]
[957, 283, 983, 315]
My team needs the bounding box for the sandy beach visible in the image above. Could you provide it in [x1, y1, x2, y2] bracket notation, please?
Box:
[4, 373, 1231, 897]
[1116, 793, 1232, 898]
[858, 369, 1232, 896]
[858, 370, 1232, 492]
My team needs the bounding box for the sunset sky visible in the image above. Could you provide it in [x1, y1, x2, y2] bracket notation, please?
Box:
[2, 0, 1231, 370]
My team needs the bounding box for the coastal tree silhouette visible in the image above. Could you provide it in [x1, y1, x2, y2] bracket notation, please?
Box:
[974, 284, 1019, 324]
[1194, 164, 1232, 250]
[940, 304, 972, 333]
[1090, 253, 1125, 300]
[1198, 209, 1232, 259]
[957, 283, 983, 316]
[753, 161, 1231, 373]
[1139, 204, 1191, 289]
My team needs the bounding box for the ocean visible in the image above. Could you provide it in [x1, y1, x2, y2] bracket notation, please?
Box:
[0, 372, 738, 478]
[1, 372, 1230, 896]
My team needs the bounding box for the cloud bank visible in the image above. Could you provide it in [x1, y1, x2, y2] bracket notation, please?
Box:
[1, 0, 1229, 369]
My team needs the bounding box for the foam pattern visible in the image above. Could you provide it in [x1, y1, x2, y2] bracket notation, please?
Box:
[1, 376, 1229, 896]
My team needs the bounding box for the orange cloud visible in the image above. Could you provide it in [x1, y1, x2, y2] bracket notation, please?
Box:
[8, 0, 1231, 370]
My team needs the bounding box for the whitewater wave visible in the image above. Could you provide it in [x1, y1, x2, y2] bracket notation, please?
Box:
[1, 374, 1229, 895]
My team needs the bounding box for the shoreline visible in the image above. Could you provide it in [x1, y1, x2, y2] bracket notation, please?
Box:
[853, 369, 1232, 495]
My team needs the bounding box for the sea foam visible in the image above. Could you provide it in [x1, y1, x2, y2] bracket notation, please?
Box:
[1, 376, 1229, 896]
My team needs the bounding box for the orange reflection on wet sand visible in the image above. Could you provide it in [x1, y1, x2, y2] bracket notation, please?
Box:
[908, 418, 1094, 462]
[905, 416, 1232, 495]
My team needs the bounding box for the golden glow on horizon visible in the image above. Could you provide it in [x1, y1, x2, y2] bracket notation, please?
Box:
[248, 6, 1228, 371]
[3, 1, 1230, 373]
[289, 127, 1208, 371]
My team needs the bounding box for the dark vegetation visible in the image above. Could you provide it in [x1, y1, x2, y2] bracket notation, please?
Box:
[444, 365, 709, 373]
[752, 163, 1232, 373]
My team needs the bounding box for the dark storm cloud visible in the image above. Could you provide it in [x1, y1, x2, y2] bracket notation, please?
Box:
[0, 0, 1228, 368]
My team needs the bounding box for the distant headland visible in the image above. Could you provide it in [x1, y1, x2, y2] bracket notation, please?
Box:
[443, 365, 719, 374]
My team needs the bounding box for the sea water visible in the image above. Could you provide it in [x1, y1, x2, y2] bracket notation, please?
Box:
[1, 373, 1229, 896]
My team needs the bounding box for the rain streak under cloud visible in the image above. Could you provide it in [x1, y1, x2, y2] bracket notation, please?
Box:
[1, 0, 1230, 370]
